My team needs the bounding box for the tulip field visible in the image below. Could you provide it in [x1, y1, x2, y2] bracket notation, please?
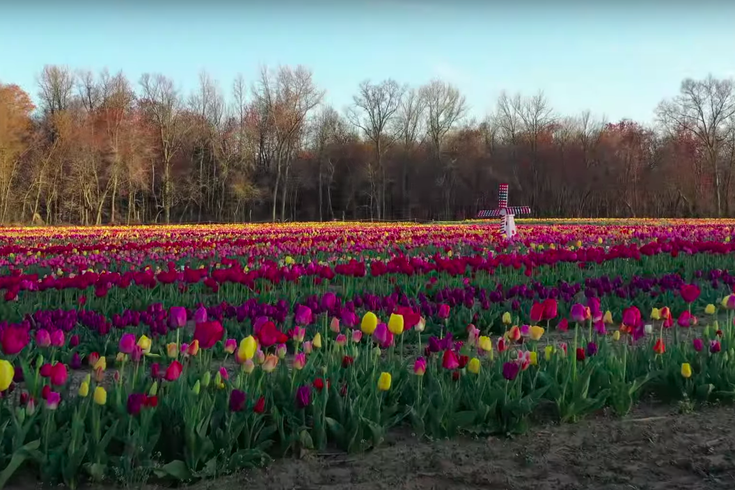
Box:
[3, 219, 735, 488]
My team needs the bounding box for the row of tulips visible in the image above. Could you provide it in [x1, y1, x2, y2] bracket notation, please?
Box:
[2, 294, 735, 488]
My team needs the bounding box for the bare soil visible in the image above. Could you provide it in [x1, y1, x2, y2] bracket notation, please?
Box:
[180, 403, 734, 490]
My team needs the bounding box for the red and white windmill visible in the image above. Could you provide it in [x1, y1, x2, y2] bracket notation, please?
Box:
[477, 184, 531, 238]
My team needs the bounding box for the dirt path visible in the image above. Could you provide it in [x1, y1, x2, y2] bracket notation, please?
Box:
[182, 403, 735, 490]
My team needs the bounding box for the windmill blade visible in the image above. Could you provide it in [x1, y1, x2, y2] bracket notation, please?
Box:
[498, 184, 509, 208]
[506, 206, 531, 215]
[478, 209, 503, 218]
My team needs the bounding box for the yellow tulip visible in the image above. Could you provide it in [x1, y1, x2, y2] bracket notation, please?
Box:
[603, 311, 613, 324]
[137, 335, 152, 354]
[313, 333, 322, 349]
[93, 357, 107, 371]
[612, 331, 621, 341]
[0, 360, 14, 392]
[166, 342, 178, 358]
[78, 381, 90, 397]
[650, 308, 661, 321]
[467, 357, 481, 374]
[501, 312, 512, 325]
[377, 372, 392, 391]
[705, 304, 716, 315]
[387, 314, 404, 335]
[681, 363, 692, 379]
[361, 312, 378, 335]
[93, 386, 107, 405]
[529, 351, 538, 366]
[544, 345, 554, 361]
[238, 336, 257, 361]
[478, 335, 493, 353]
[529, 326, 545, 341]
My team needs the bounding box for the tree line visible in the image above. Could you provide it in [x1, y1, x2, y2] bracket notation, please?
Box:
[1, 65, 734, 225]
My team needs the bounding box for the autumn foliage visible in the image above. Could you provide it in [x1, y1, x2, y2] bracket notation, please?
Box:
[0, 67, 734, 225]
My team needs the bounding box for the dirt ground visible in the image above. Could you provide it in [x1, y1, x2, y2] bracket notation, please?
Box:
[164, 403, 735, 490]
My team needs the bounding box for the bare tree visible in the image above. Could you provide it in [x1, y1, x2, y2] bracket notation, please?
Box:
[519, 91, 555, 207]
[393, 88, 426, 218]
[139, 73, 191, 223]
[419, 79, 467, 218]
[656, 75, 735, 215]
[347, 79, 405, 220]
[254, 65, 323, 221]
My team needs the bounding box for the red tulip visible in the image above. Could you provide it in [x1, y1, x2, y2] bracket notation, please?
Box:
[541, 298, 558, 320]
[1, 326, 29, 355]
[193, 321, 224, 350]
[680, 284, 700, 304]
[50, 363, 68, 386]
[164, 360, 183, 381]
[442, 349, 459, 370]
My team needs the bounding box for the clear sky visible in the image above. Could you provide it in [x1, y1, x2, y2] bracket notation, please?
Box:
[1, 0, 734, 125]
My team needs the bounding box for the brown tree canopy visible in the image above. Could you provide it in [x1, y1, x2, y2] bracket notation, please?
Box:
[0, 65, 733, 225]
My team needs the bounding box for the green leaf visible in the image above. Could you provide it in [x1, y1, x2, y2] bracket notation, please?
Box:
[0, 439, 41, 490]
[154, 459, 192, 482]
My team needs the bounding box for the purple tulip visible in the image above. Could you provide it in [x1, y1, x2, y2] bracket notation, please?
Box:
[229, 389, 247, 412]
[296, 385, 311, 409]
[295, 305, 313, 326]
[169, 306, 187, 328]
[502, 361, 521, 381]
[194, 306, 208, 324]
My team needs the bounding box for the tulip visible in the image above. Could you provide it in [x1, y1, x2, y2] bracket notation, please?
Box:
[50, 330, 65, 348]
[50, 363, 68, 386]
[414, 317, 426, 332]
[127, 393, 146, 415]
[293, 352, 306, 370]
[168, 306, 187, 328]
[150, 362, 161, 379]
[612, 331, 621, 341]
[544, 345, 554, 360]
[191, 380, 201, 395]
[242, 359, 255, 374]
[501, 312, 512, 325]
[187, 340, 200, 356]
[478, 335, 493, 353]
[194, 306, 208, 323]
[224, 339, 237, 354]
[254, 396, 266, 414]
[119, 333, 137, 354]
[276, 343, 287, 359]
[294, 305, 313, 325]
[414, 357, 426, 376]
[467, 357, 481, 374]
[69, 335, 80, 348]
[722, 294, 735, 310]
[388, 314, 404, 335]
[193, 321, 224, 350]
[557, 318, 569, 332]
[238, 336, 257, 361]
[329, 317, 341, 333]
[321, 292, 337, 310]
[303, 341, 313, 354]
[46, 392, 61, 410]
[1, 326, 29, 355]
[313, 333, 322, 349]
[291, 326, 306, 344]
[693, 338, 704, 352]
[166, 343, 178, 358]
[542, 298, 558, 320]
[335, 334, 347, 347]
[529, 326, 545, 341]
[262, 354, 278, 373]
[530, 302, 544, 323]
[653, 338, 666, 355]
[165, 360, 183, 381]
[437, 304, 450, 319]
[680, 284, 700, 303]
[586, 342, 598, 357]
[229, 389, 247, 412]
[650, 308, 661, 321]
[507, 326, 521, 342]
[351, 330, 363, 343]
[0, 360, 14, 391]
[149, 381, 159, 396]
[570, 303, 587, 323]
[78, 381, 89, 397]
[710, 340, 722, 353]
[529, 351, 538, 366]
[442, 350, 459, 370]
[603, 311, 613, 324]
[705, 304, 716, 315]
[35, 329, 51, 348]
[40, 363, 52, 377]
[70, 352, 82, 370]
[296, 385, 311, 408]
[372, 324, 388, 345]
[361, 312, 378, 335]
[681, 363, 692, 378]
[576, 347, 586, 362]
[137, 335, 152, 354]
[377, 372, 392, 391]
[93, 386, 107, 405]
[644, 324, 654, 335]
[502, 361, 520, 381]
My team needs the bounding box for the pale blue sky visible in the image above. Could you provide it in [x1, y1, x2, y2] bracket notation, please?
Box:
[1, 1, 734, 124]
